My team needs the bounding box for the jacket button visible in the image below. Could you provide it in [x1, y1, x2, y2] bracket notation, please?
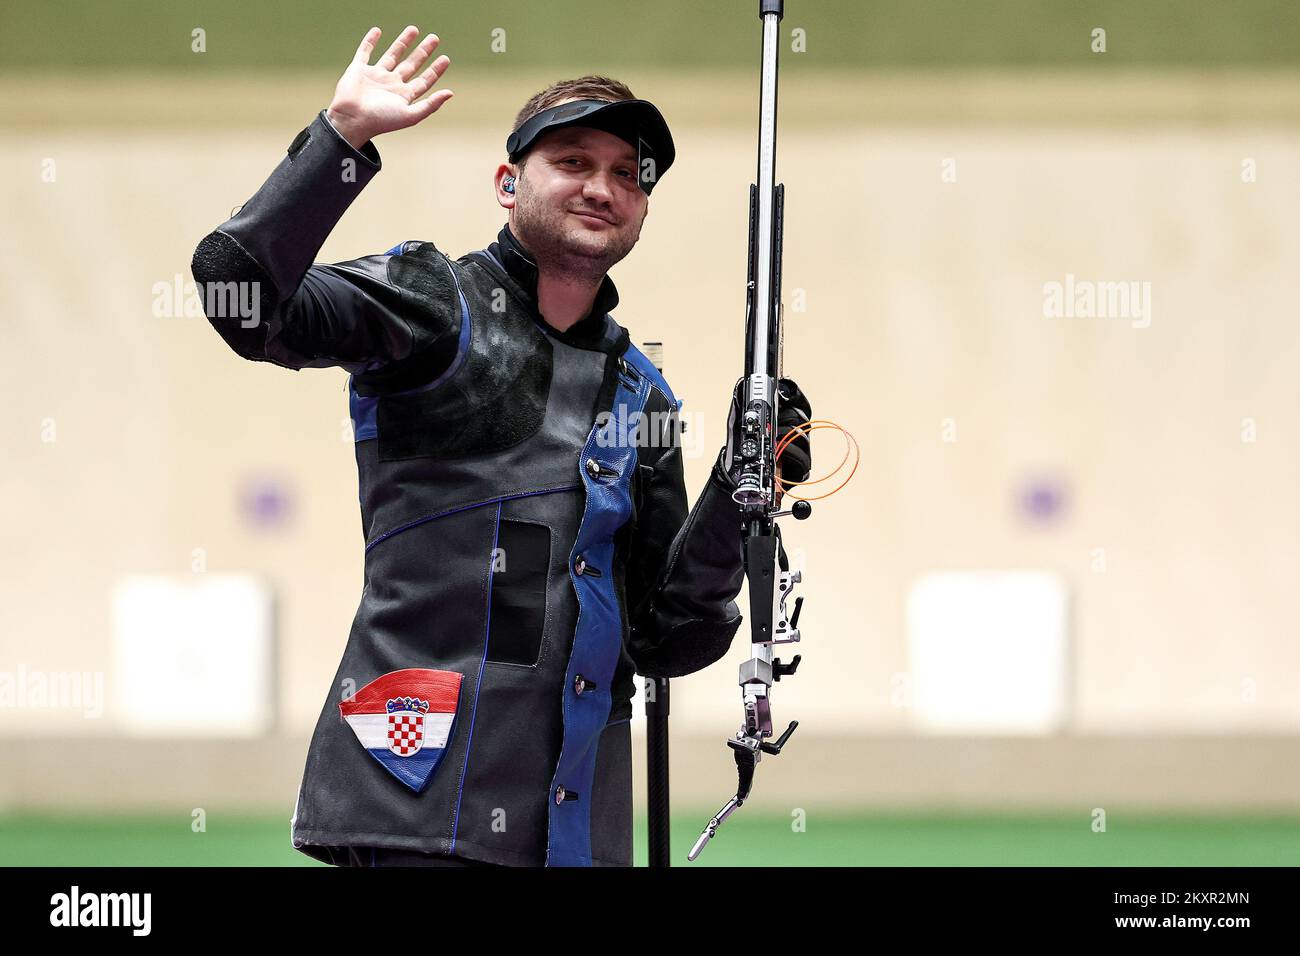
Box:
[585, 457, 601, 478]
[574, 556, 586, 576]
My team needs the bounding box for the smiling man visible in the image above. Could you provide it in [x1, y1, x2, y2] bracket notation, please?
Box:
[191, 26, 811, 867]
[501, 121, 648, 332]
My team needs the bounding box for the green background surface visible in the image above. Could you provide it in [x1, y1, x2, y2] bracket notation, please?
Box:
[3, 812, 1298, 866]
[2, 0, 1299, 71]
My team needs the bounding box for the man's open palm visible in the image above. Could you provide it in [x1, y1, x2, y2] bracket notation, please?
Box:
[327, 26, 454, 148]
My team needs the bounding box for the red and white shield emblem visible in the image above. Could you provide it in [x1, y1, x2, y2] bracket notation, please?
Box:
[387, 709, 425, 756]
[341, 673, 463, 793]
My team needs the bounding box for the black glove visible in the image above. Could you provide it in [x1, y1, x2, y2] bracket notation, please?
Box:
[719, 376, 813, 487]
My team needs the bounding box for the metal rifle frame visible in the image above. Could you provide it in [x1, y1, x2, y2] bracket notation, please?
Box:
[647, 0, 804, 867]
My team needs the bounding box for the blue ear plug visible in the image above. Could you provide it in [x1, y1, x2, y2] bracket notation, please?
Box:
[503, 177, 515, 193]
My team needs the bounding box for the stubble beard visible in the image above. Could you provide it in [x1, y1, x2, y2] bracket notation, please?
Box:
[512, 180, 641, 285]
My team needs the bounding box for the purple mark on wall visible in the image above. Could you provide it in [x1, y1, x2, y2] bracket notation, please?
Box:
[239, 475, 294, 531]
[1017, 476, 1068, 526]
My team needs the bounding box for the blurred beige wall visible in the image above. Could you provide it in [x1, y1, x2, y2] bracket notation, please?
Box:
[2, 70, 1299, 808]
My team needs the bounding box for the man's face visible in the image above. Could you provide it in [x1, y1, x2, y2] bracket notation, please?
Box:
[499, 121, 650, 277]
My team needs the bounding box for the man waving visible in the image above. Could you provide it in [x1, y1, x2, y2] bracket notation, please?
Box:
[191, 26, 811, 867]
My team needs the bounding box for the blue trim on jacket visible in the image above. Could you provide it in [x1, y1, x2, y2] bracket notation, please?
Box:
[546, 358, 652, 866]
[620, 344, 680, 411]
[450, 500, 504, 854]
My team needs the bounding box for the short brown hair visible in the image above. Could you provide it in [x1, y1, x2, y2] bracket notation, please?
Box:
[510, 75, 637, 170]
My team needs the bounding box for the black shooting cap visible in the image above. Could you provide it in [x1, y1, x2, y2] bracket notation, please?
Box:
[505, 98, 675, 196]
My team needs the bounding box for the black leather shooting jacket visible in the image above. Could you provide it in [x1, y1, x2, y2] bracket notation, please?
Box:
[190, 110, 746, 867]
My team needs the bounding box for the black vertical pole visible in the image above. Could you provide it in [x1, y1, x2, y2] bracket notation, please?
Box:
[640, 341, 672, 867]
[646, 676, 671, 866]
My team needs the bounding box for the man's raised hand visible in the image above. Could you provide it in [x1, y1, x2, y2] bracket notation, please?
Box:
[326, 26, 454, 149]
